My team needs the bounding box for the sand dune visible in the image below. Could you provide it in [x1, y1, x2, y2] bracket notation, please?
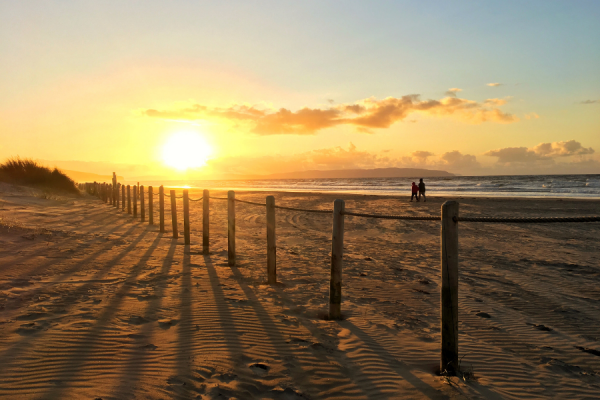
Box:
[0, 184, 599, 399]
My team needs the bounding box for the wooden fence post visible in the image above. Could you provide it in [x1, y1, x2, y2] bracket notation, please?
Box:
[170, 190, 178, 239]
[228, 190, 235, 266]
[441, 201, 459, 375]
[266, 195, 276, 284]
[133, 185, 138, 217]
[329, 199, 345, 320]
[203, 189, 209, 254]
[140, 185, 145, 222]
[116, 183, 120, 209]
[159, 185, 165, 232]
[148, 186, 154, 225]
[112, 172, 117, 206]
[183, 189, 190, 245]
[127, 185, 131, 214]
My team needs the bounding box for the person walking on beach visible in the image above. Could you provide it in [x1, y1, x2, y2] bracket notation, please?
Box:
[411, 182, 419, 202]
[418, 178, 426, 202]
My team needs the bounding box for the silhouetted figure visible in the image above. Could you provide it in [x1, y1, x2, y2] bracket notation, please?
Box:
[411, 182, 419, 202]
[418, 178, 426, 202]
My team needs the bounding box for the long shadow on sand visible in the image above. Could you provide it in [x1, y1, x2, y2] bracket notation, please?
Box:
[38, 230, 164, 398]
[0, 226, 156, 387]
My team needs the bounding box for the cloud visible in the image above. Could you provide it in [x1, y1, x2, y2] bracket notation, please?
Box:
[141, 93, 518, 135]
[579, 99, 599, 104]
[487, 83, 502, 87]
[484, 140, 594, 164]
[411, 150, 435, 160]
[439, 151, 481, 169]
[445, 88, 462, 97]
[524, 112, 539, 119]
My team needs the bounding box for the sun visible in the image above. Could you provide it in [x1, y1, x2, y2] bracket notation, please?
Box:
[162, 131, 213, 171]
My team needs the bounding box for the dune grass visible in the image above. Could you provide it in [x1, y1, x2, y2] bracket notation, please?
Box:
[0, 157, 78, 193]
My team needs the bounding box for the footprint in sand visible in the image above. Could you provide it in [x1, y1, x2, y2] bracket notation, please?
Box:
[249, 362, 270, 376]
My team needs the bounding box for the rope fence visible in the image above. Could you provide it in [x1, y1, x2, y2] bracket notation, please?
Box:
[78, 178, 600, 376]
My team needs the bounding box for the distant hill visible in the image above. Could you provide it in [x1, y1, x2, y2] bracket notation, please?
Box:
[246, 167, 454, 180]
[62, 169, 125, 183]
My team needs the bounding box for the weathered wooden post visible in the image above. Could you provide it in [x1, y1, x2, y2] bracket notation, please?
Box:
[203, 189, 209, 254]
[127, 185, 131, 214]
[133, 185, 138, 217]
[183, 189, 190, 245]
[159, 185, 165, 232]
[170, 190, 178, 239]
[266, 195, 276, 284]
[116, 183, 120, 209]
[140, 185, 145, 222]
[441, 201, 459, 375]
[228, 190, 235, 266]
[329, 199, 345, 320]
[112, 173, 117, 206]
[148, 186, 154, 225]
[121, 184, 125, 211]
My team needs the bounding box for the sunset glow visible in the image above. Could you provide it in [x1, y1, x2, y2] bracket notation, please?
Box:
[162, 131, 212, 171]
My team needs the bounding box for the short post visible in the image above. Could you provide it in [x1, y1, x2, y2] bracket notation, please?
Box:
[170, 190, 178, 239]
[116, 183, 120, 209]
[148, 186, 154, 225]
[127, 185, 131, 214]
[441, 201, 459, 375]
[133, 185, 138, 217]
[266, 195, 276, 284]
[140, 185, 145, 222]
[183, 189, 190, 245]
[159, 185, 165, 232]
[203, 189, 209, 254]
[228, 190, 235, 266]
[121, 184, 125, 211]
[329, 199, 345, 320]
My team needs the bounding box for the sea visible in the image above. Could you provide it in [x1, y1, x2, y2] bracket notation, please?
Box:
[135, 174, 600, 199]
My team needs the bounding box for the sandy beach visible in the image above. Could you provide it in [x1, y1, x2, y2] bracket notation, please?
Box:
[1, 184, 599, 399]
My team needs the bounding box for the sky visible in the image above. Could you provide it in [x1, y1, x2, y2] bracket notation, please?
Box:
[1, 0, 599, 179]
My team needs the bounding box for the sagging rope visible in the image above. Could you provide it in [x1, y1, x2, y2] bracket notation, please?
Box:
[189, 197, 203, 202]
[343, 211, 440, 221]
[209, 196, 228, 200]
[235, 198, 266, 207]
[456, 216, 600, 223]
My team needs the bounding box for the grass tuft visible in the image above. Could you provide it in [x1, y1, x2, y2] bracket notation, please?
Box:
[0, 157, 78, 193]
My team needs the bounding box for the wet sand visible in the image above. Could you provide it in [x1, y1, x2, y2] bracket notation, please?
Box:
[1, 184, 599, 399]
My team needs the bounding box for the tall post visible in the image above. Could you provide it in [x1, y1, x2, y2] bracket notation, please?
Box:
[329, 199, 345, 320]
[266, 195, 276, 284]
[170, 190, 178, 239]
[133, 185, 138, 217]
[112, 172, 117, 207]
[121, 184, 125, 211]
[183, 189, 190, 245]
[116, 183, 120, 209]
[148, 186, 154, 225]
[127, 185, 131, 214]
[140, 185, 145, 222]
[159, 185, 165, 232]
[203, 189, 209, 254]
[441, 201, 459, 375]
[228, 190, 235, 266]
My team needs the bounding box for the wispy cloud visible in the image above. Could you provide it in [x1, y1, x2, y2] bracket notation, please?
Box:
[487, 83, 502, 87]
[524, 112, 539, 119]
[142, 93, 518, 135]
[578, 99, 599, 104]
[444, 88, 462, 97]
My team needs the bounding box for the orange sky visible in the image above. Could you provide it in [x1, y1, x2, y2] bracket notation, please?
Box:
[1, 2, 599, 179]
